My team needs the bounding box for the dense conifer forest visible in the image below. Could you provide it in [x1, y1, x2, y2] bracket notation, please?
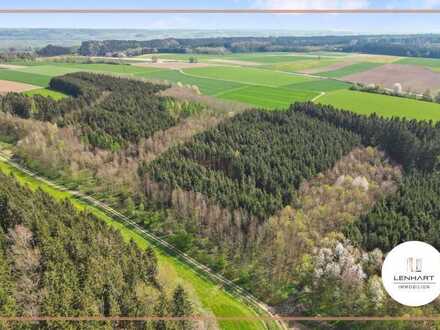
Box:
[145, 109, 360, 219]
[0, 172, 193, 329]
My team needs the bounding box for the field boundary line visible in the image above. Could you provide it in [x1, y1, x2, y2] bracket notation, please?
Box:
[0, 152, 286, 330]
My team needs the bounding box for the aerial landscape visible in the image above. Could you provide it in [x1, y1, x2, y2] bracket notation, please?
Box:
[2, 1, 440, 330]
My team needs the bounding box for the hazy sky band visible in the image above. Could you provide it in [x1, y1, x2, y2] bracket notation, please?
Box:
[3, 1, 440, 10]
[0, 1, 440, 33]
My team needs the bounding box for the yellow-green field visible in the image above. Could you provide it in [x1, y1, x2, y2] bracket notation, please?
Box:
[23, 88, 67, 100]
[319, 90, 440, 122]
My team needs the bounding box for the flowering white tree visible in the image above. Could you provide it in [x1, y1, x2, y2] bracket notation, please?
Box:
[393, 83, 402, 95]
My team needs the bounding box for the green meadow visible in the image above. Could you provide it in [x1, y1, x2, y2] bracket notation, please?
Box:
[139, 69, 244, 95]
[318, 90, 440, 121]
[218, 85, 319, 109]
[0, 69, 52, 87]
[284, 79, 351, 92]
[183, 66, 315, 87]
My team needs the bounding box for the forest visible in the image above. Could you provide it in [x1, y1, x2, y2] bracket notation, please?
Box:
[144, 109, 360, 219]
[293, 102, 440, 266]
[2, 72, 440, 328]
[0, 172, 193, 329]
[346, 171, 440, 252]
[78, 34, 440, 58]
[36, 44, 75, 57]
[1, 72, 180, 150]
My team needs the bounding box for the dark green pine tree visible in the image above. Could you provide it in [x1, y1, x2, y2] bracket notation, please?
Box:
[154, 294, 169, 330]
[171, 285, 192, 330]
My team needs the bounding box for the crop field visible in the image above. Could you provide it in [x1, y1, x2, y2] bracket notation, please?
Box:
[318, 89, 440, 121]
[0, 63, 165, 87]
[396, 57, 440, 71]
[267, 58, 343, 73]
[3, 52, 440, 121]
[284, 79, 351, 92]
[11, 64, 82, 76]
[23, 88, 67, 100]
[0, 79, 39, 94]
[318, 62, 384, 78]
[0, 69, 52, 86]
[140, 69, 245, 95]
[218, 85, 319, 109]
[53, 62, 163, 75]
[183, 66, 315, 87]
[6, 62, 162, 77]
[219, 54, 315, 64]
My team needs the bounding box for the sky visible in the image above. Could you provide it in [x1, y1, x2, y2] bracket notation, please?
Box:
[1, 0, 440, 33]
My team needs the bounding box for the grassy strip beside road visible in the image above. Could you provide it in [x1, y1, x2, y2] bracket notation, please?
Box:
[0, 156, 280, 330]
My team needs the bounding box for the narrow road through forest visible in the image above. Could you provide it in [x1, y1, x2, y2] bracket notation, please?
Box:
[0, 151, 287, 330]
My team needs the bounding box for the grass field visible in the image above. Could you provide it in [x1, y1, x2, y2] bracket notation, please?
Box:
[138, 69, 244, 95]
[218, 85, 319, 109]
[23, 88, 68, 100]
[0, 69, 52, 87]
[318, 62, 384, 78]
[318, 89, 440, 121]
[0, 63, 165, 88]
[396, 57, 440, 71]
[0, 159, 272, 330]
[184, 66, 315, 87]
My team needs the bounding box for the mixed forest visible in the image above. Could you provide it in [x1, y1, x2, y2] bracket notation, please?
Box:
[78, 34, 440, 58]
[1, 71, 440, 329]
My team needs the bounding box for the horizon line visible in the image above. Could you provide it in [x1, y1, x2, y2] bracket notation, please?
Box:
[0, 8, 440, 14]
